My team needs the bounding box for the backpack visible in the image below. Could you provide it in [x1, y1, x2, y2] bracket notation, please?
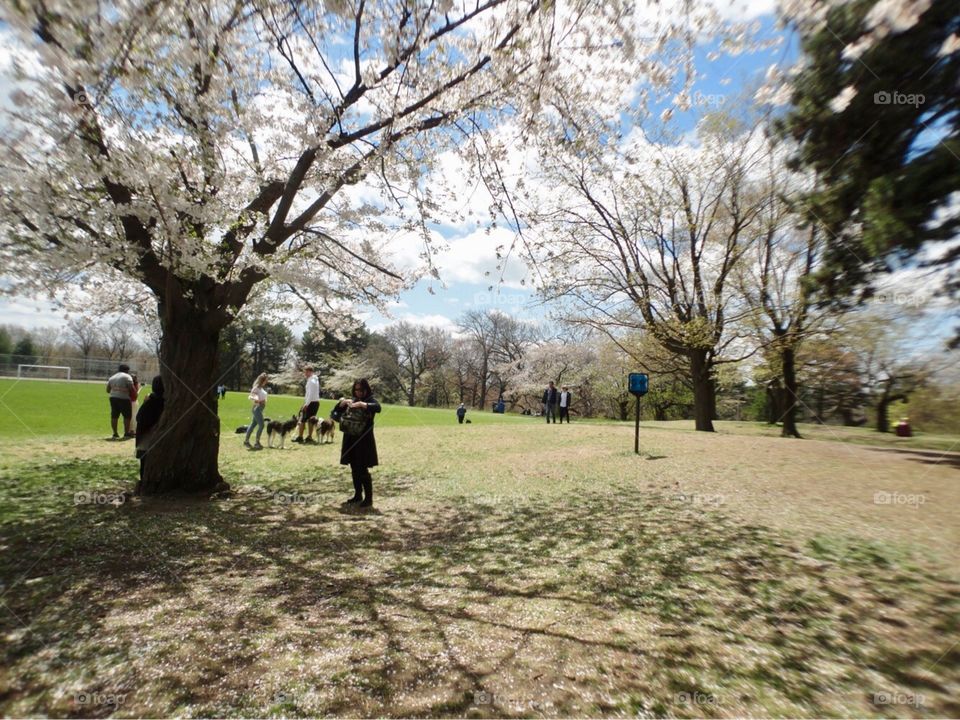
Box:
[338, 406, 370, 436]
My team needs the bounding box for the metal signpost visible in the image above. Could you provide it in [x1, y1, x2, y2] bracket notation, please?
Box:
[628, 373, 649, 455]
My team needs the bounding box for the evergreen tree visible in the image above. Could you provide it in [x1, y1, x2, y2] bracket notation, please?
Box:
[13, 336, 36, 364]
[0, 327, 12, 359]
[299, 321, 371, 379]
[781, 0, 959, 304]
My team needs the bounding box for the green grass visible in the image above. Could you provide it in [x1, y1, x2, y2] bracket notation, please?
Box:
[3, 379, 956, 453]
[1, 379, 959, 717]
[0, 378, 527, 438]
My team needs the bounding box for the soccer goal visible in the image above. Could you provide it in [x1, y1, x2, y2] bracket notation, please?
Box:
[16, 364, 72, 380]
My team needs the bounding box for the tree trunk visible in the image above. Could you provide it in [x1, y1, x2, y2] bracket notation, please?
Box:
[617, 399, 629, 421]
[689, 350, 715, 432]
[765, 381, 780, 424]
[876, 398, 891, 433]
[781, 346, 802, 438]
[136, 300, 227, 496]
[478, 365, 488, 410]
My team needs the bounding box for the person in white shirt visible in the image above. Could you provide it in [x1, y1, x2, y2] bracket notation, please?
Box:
[559, 386, 573, 423]
[106, 363, 135, 439]
[244, 373, 269, 450]
[293, 365, 322, 444]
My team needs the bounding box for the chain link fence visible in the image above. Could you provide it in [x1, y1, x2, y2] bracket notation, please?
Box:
[0, 354, 160, 382]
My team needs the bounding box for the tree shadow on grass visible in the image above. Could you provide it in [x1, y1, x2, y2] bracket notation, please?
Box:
[0, 457, 958, 718]
[865, 446, 960, 471]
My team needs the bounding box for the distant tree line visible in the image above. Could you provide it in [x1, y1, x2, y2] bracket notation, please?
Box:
[0, 320, 157, 379]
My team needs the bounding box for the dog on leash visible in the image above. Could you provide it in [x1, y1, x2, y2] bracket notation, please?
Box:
[306, 416, 335, 444]
[267, 415, 299, 449]
[318, 418, 336, 444]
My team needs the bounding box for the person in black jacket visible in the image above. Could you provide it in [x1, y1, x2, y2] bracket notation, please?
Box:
[135, 375, 165, 487]
[331, 378, 382, 508]
[542, 381, 559, 424]
[558, 385, 573, 423]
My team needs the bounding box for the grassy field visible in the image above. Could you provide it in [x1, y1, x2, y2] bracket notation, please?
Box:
[0, 379, 529, 438]
[1, 379, 959, 718]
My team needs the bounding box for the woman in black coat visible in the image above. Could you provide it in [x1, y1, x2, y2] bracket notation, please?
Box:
[135, 375, 165, 488]
[331, 378, 382, 507]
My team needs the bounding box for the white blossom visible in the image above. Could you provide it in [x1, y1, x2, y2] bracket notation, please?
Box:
[939, 33, 960, 57]
[829, 85, 858, 113]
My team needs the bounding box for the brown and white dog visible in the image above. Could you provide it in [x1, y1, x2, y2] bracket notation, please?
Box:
[318, 417, 336, 444]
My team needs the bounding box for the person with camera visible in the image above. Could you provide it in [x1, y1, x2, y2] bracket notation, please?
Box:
[331, 378, 382, 508]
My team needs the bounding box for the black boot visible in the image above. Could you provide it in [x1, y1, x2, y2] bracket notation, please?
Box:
[359, 470, 373, 507]
[347, 468, 363, 503]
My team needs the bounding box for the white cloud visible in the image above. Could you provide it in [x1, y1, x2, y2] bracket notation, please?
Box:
[366, 311, 459, 335]
[433, 226, 530, 289]
[633, 0, 777, 35]
[0, 295, 66, 328]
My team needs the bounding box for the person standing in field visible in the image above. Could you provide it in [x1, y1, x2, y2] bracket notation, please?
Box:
[558, 385, 573, 424]
[456, 403, 467, 424]
[244, 372, 269, 450]
[106, 363, 135, 440]
[332, 378, 381, 508]
[542, 381, 559, 424]
[293, 365, 321, 444]
[135, 375, 164, 485]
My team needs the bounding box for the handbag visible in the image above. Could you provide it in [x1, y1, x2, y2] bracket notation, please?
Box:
[338, 406, 370, 436]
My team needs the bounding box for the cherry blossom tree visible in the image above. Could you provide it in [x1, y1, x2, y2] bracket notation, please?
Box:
[0, 0, 637, 494]
[523, 118, 774, 431]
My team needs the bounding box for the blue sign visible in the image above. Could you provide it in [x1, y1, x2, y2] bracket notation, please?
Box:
[628, 372, 649, 396]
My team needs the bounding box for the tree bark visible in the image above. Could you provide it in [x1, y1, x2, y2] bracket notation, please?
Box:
[875, 387, 908, 433]
[653, 401, 677, 421]
[136, 297, 228, 496]
[765, 378, 782, 425]
[876, 397, 891, 433]
[781, 346, 802, 438]
[689, 350, 716, 432]
[477, 360, 489, 410]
